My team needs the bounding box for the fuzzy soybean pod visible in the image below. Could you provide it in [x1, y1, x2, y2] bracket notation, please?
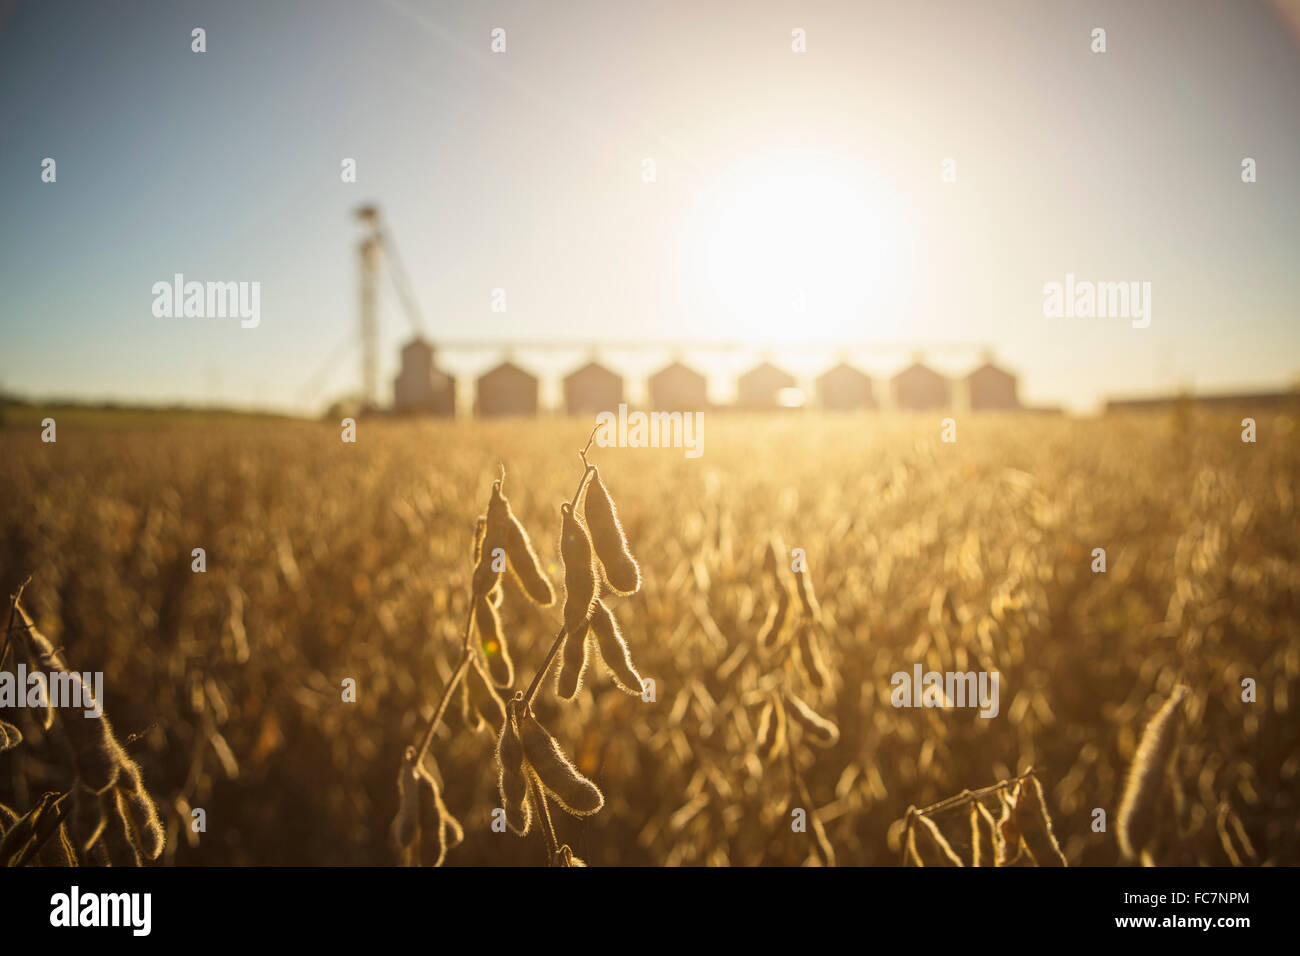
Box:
[809, 809, 836, 868]
[35, 821, 78, 867]
[784, 691, 839, 748]
[472, 515, 487, 563]
[99, 789, 143, 867]
[415, 767, 462, 867]
[906, 811, 964, 867]
[552, 844, 587, 867]
[796, 623, 831, 691]
[1014, 774, 1068, 866]
[560, 502, 597, 634]
[793, 560, 821, 621]
[465, 656, 506, 732]
[429, 771, 465, 851]
[505, 511, 556, 606]
[757, 586, 791, 652]
[996, 790, 1024, 865]
[0, 804, 39, 866]
[556, 621, 592, 701]
[1, 792, 69, 866]
[115, 757, 165, 861]
[472, 483, 511, 599]
[33, 795, 74, 866]
[758, 696, 787, 763]
[55, 673, 126, 794]
[475, 590, 514, 688]
[518, 710, 604, 816]
[15, 605, 61, 730]
[588, 599, 644, 696]
[972, 800, 999, 867]
[583, 466, 641, 595]
[495, 699, 532, 835]
[753, 700, 774, 750]
[1117, 685, 1188, 862]
[392, 747, 421, 855]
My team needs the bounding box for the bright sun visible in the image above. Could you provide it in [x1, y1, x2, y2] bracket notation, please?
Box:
[701, 157, 910, 341]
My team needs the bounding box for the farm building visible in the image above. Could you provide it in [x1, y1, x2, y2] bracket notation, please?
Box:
[563, 360, 623, 415]
[393, 338, 455, 416]
[648, 360, 708, 411]
[965, 361, 1019, 410]
[816, 361, 876, 410]
[737, 361, 799, 409]
[891, 361, 950, 410]
[476, 360, 539, 417]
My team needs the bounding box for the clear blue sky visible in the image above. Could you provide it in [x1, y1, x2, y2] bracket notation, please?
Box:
[2, 0, 1298, 413]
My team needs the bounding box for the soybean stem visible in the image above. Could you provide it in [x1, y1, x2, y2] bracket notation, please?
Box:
[571, 424, 599, 507]
[415, 602, 477, 765]
[521, 624, 567, 711]
[520, 434, 601, 712]
[531, 775, 558, 860]
[913, 767, 1036, 818]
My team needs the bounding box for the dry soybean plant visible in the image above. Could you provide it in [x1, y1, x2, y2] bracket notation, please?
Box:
[898, 768, 1067, 867]
[0, 582, 166, 867]
[891, 680, 1239, 869]
[497, 433, 648, 866]
[750, 535, 840, 866]
[389, 461, 554, 866]
[392, 428, 648, 866]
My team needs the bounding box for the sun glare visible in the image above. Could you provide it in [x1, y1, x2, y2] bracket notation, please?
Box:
[700, 157, 910, 342]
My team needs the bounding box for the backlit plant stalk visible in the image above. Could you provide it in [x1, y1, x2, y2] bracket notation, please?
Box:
[495, 427, 648, 866]
[1, 583, 166, 867]
[897, 768, 1066, 867]
[394, 464, 554, 866]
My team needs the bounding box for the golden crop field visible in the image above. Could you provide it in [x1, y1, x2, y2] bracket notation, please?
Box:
[1, 410, 1297, 867]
